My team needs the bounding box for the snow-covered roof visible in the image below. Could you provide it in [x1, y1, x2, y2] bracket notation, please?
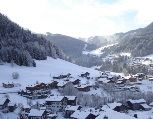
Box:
[95, 109, 136, 119]
[8, 102, 16, 106]
[47, 114, 57, 117]
[140, 104, 151, 109]
[65, 96, 76, 100]
[128, 99, 146, 104]
[57, 81, 67, 87]
[149, 102, 153, 106]
[28, 109, 45, 116]
[45, 96, 64, 102]
[76, 84, 89, 88]
[85, 108, 100, 116]
[65, 105, 81, 111]
[70, 110, 90, 119]
[98, 78, 107, 82]
[0, 98, 7, 105]
[107, 102, 122, 110]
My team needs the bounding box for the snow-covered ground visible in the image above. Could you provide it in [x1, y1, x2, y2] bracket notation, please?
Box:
[0, 57, 100, 93]
[0, 57, 102, 118]
[82, 43, 118, 57]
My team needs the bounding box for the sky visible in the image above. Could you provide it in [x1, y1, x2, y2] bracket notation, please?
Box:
[0, 0, 153, 38]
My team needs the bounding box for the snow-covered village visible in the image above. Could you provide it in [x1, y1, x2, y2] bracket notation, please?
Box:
[1, 0, 153, 119]
[1, 55, 153, 119]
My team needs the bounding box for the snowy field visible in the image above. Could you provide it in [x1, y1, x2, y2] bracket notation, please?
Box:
[0, 57, 100, 93]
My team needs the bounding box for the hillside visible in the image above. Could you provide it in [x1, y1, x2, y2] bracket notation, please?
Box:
[103, 23, 153, 57]
[42, 32, 100, 67]
[0, 57, 99, 93]
[0, 13, 65, 67]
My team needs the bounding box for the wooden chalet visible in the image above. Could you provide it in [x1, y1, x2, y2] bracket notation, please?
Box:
[71, 110, 96, 119]
[76, 85, 90, 92]
[128, 77, 137, 82]
[140, 104, 151, 111]
[48, 81, 58, 89]
[65, 96, 77, 106]
[126, 99, 147, 110]
[47, 114, 57, 119]
[28, 109, 47, 119]
[45, 96, 68, 112]
[135, 73, 145, 80]
[8, 102, 16, 112]
[79, 72, 90, 77]
[72, 79, 80, 85]
[65, 105, 82, 118]
[26, 83, 48, 92]
[2, 83, 14, 88]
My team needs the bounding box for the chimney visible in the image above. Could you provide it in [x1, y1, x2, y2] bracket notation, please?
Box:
[134, 114, 137, 118]
[103, 115, 108, 119]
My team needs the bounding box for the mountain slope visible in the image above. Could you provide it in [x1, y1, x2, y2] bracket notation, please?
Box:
[42, 32, 99, 67]
[0, 13, 65, 66]
[111, 23, 153, 57]
[99, 24, 153, 57]
[0, 57, 99, 93]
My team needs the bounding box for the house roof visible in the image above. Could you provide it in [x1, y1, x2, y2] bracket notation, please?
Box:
[47, 114, 57, 117]
[45, 96, 64, 102]
[107, 102, 122, 110]
[65, 96, 76, 100]
[85, 108, 101, 116]
[140, 104, 151, 109]
[149, 102, 153, 106]
[65, 105, 81, 111]
[95, 109, 136, 119]
[128, 99, 146, 104]
[8, 102, 16, 106]
[98, 78, 107, 82]
[57, 81, 67, 87]
[28, 109, 45, 116]
[70, 110, 90, 119]
[76, 84, 89, 88]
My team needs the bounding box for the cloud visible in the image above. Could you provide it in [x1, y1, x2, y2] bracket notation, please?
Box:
[0, 0, 153, 37]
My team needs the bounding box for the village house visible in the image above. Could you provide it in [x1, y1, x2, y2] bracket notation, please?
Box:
[85, 108, 102, 117]
[126, 99, 148, 110]
[135, 73, 145, 80]
[128, 77, 137, 82]
[70, 110, 97, 119]
[47, 114, 57, 119]
[48, 81, 58, 89]
[45, 96, 67, 112]
[28, 109, 48, 119]
[65, 96, 77, 106]
[7, 102, 16, 112]
[65, 105, 82, 118]
[97, 78, 107, 84]
[71, 79, 80, 85]
[2, 82, 14, 88]
[57, 81, 68, 89]
[76, 84, 90, 92]
[95, 109, 136, 119]
[140, 103, 152, 111]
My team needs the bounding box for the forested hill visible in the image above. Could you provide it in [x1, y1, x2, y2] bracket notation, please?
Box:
[0, 13, 65, 67]
[103, 22, 153, 57]
[42, 32, 99, 67]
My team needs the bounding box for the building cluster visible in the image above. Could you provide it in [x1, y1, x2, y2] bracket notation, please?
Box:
[1, 71, 153, 119]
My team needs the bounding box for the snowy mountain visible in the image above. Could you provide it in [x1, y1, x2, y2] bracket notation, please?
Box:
[0, 13, 65, 67]
[42, 32, 99, 67]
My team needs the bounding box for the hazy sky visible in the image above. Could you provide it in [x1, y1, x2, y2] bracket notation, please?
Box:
[0, 0, 153, 38]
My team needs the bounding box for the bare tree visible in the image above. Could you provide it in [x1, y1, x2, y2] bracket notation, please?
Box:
[12, 72, 19, 79]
